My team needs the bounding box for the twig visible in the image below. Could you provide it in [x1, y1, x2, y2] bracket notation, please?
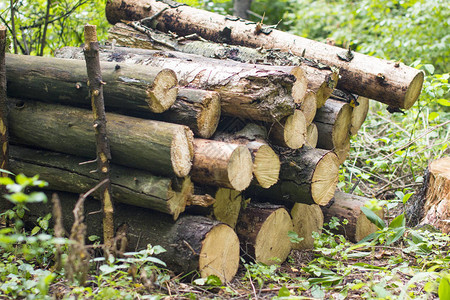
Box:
[39, 0, 51, 56]
[383, 120, 450, 160]
[0, 26, 9, 177]
[9, 0, 18, 54]
[83, 24, 115, 251]
[247, 269, 258, 300]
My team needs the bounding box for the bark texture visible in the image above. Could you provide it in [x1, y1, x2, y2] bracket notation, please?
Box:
[6, 53, 178, 113]
[105, 0, 423, 109]
[55, 46, 296, 122]
[9, 145, 192, 219]
[8, 100, 194, 177]
[322, 191, 384, 242]
[419, 157, 450, 234]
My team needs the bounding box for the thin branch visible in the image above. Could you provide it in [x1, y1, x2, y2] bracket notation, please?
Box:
[39, 0, 52, 56]
[9, 0, 18, 53]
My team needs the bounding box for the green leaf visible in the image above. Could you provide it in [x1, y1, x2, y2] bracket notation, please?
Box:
[439, 275, 450, 300]
[205, 275, 222, 286]
[288, 230, 304, 244]
[423, 64, 435, 74]
[27, 192, 48, 203]
[389, 214, 405, 228]
[152, 245, 166, 255]
[31, 226, 40, 236]
[357, 231, 380, 244]
[278, 285, 291, 297]
[0, 177, 15, 185]
[386, 227, 406, 245]
[0, 169, 14, 176]
[402, 193, 414, 204]
[353, 262, 387, 270]
[437, 98, 450, 106]
[361, 207, 386, 229]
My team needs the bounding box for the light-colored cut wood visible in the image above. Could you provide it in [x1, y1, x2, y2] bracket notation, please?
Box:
[305, 123, 318, 148]
[291, 203, 323, 249]
[213, 188, 243, 228]
[269, 109, 307, 149]
[350, 96, 370, 135]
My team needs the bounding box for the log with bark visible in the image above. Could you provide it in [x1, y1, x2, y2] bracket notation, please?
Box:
[236, 203, 293, 265]
[11, 191, 240, 282]
[8, 145, 193, 219]
[191, 139, 253, 191]
[269, 109, 307, 149]
[215, 124, 280, 188]
[55, 46, 297, 122]
[6, 54, 178, 113]
[8, 100, 194, 177]
[0, 26, 8, 175]
[105, 0, 424, 109]
[129, 88, 221, 138]
[314, 98, 353, 163]
[106, 23, 338, 105]
[322, 191, 384, 242]
[246, 147, 339, 206]
[290, 203, 323, 249]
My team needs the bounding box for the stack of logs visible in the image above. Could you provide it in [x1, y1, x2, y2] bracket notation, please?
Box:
[3, 0, 424, 282]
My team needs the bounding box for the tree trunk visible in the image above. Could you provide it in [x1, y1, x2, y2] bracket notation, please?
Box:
[305, 123, 318, 148]
[8, 100, 194, 178]
[106, 23, 337, 105]
[314, 98, 352, 163]
[233, 0, 252, 19]
[8, 145, 192, 220]
[105, 0, 424, 109]
[191, 139, 253, 191]
[6, 54, 177, 113]
[269, 109, 307, 149]
[246, 147, 339, 206]
[291, 203, 323, 249]
[418, 157, 450, 234]
[321, 191, 385, 242]
[13, 191, 240, 282]
[350, 96, 369, 136]
[236, 203, 293, 265]
[55, 46, 296, 122]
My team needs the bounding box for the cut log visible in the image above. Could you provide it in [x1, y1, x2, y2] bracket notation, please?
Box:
[418, 157, 450, 234]
[246, 147, 339, 206]
[8, 100, 194, 177]
[213, 188, 243, 228]
[6, 54, 177, 113]
[132, 88, 221, 138]
[55, 46, 296, 122]
[305, 123, 318, 148]
[106, 23, 337, 105]
[350, 96, 369, 136]
[299, 91, 317, 126]
[290, 203, 323, 249]
[8, 145, 192, 219]
[314, 98, 352, 162]
[269, 109, 307, 149]
[105, 0, 424, 109]
[13, 191, 240, 282]
[236, 203, 293, 265]
[215, 124, 280, 188]
[191, 139, 253, 191]
[322, 191, 385, 242]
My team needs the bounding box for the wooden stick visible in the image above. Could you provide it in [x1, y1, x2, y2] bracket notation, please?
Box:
[83, 24, 115, 248]
[0, 26, 8, 176]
